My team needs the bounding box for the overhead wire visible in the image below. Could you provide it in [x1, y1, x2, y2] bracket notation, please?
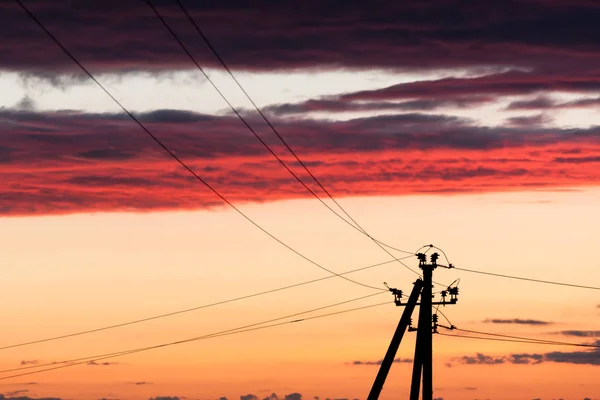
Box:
[433, 311, 600, 348]
[430, 244, 599, 291]
[15, 0, 385, 292]
[147, 0, 425, 280]
[450, 266, 600, 291]
[0, 255, 415, 351]
[451, 328, 600, 348]
[172, 0, 412, 257]
[438, 332, 600, 348]
[0, 295, 393, 380]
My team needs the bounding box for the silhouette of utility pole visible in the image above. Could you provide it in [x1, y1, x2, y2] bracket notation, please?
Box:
[367, 252, 459, 400]
[367, 278, 423, 400]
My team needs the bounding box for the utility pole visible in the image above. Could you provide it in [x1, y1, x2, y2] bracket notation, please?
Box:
[367, 279, 423, 400]
[366, 250, 459, 400]
[410, 253, 436, 400]
[409, 252, 458, 400]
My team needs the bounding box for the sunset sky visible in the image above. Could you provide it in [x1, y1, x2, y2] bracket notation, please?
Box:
[1, 1, 600, 399]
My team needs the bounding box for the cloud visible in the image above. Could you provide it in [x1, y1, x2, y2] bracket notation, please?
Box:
[506, 96, 557, 110]
[149, 398, 180, 400]
[130, 382, 152, 386]
[19, 361, 38, 366]
[284, 394, 301, 400]
[484, 318, 553, 325]
[505, 114, 552, 127]
[350, 358, 413, 365]
[86, 361, 118, 366]
[0, 394, 61, 400]
[453, 342, 600, 366]
[261, 97, 492, 116]
[555, 330, 600, 337]
[4, 391, 29, 397]
[2, 109, 600, 216]
[4, 1, 600, 75]
[241, 395, 259, 400]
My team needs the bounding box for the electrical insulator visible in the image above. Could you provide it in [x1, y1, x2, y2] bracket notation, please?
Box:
[432, 315, 438, 323]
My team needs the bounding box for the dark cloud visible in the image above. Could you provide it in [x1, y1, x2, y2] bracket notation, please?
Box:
[506, 96, 557, 110]
[4, 1, 600, 74]
[0, 394, 61, 400]
[507, 96, 600, 110]
[19, 361, 38, 366]
[149, 397, 180, 400]
[341, 71, 600, 102]
[4, 391, 29, 397]
[553, 156, 600, 164]
[131, 382, 152, 386]
[262, 97, 491, 116]
[455, 353, 506, 365]
[350, 358, 413, 365]
[283, 394, 301, 400]
[86, 360, 118, 366]
[555, 330, 600, 337]
[15, 96, 36, 111]
[240, 395, 258, 400]
[505, 114, 551, 127]
[484, 318, 553, 325]
[453, 342, 600, 366]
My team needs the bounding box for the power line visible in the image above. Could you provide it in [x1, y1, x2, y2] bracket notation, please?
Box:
[434, 309, 600, 348]
[430, 244, 600, 291]
[0, 255, 414, 351]
[147, 0, 422, 279]
[452, 328, 600, 348]
[438, 332, 600, 348]
[15, 0, 383, 292]
[172, 0, 412, 257]
[451, 266, 600, 291]
[0, 296, 391, 380]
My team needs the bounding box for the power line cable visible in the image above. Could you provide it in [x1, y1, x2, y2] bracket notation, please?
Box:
[430, 244, 599, 291]
[0, 291, 386, 374]
[433, 310, 600, 348]
[0, 297, 391, 380]
[147, 0, 422, 282]
[0, 255, 414, 351]
[438, 332, 600, 348]
[15, 0, 383, 292]
[173, 0, 414, 258]
[452, 328, 600, 348]
[450, 266, 600, 291]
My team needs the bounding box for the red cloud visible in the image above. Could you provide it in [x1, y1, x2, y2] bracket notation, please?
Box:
[2, 110, 600, 216]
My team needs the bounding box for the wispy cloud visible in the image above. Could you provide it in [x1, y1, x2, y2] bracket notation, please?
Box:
[483, 318, 553, 325]
[451, 341, 600, 366]
[349, 358, 413, 366]
[554, 330, 600, 337]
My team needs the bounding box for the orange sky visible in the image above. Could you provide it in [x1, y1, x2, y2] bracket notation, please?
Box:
[1, 190, 599, 400]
